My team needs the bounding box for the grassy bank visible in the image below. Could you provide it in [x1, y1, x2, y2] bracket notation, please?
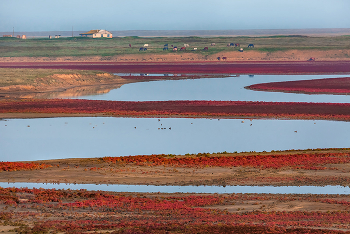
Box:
[1, 35, 349, 57]
[0, 68, 118, 88]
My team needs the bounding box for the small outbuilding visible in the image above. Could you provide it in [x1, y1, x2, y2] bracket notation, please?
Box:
[16, 35, 26, 39]
[79, 29, 113, 38]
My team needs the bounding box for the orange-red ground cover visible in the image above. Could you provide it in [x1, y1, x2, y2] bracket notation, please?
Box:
[1, 61, 350, 74]
[103, 152, 350, 170]
[0, 162, 51, 172]
[247, 77, 350, 95]
[2, 99, 350, 121]
[1, 187, 350, 233]
[2, 149, 350, 187]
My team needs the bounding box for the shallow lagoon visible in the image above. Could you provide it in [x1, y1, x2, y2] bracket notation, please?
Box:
[3, 74, 350, 194]
[1, 117, 350, 161]
[69, 74, 350, 103]
[1, 183, 350, 194]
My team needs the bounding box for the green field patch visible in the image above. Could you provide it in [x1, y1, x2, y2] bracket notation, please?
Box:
[0, 35, 349, 57]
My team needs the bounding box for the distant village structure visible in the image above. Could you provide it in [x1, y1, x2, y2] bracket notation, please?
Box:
[16, 35, 27, 39]
[48, 35, 61, 39]
[79, 30, 113, 38]
[3, 34, 26, 39]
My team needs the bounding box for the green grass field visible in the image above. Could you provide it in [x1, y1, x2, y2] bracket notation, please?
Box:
[0, 35, 349, 57]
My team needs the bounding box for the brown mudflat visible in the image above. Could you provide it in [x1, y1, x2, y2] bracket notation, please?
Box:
[2, 149, 350, 187]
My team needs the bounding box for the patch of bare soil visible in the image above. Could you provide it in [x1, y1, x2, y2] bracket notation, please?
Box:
[1, 190, 350, 233]
[0, 226, 20, 233]
[3, 162, 350, 187]
[0, 73, 134, 98]
[2, 149, 350, 187]
[206, 198, 350, 214]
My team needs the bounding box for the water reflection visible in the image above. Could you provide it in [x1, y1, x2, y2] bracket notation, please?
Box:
[71, 74, 350, 103]
[1, 83, 126, 99]
[1, 183, 349, 194]
[1, 117, 350, 161]
[114, 73, 238, 77]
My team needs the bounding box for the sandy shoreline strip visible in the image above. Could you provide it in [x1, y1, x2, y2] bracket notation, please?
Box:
[1, 149, 350, 187]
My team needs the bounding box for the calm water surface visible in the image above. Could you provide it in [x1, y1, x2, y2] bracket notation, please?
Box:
[69, 74, 350, 103]
[1, 117, 349, 161]
[3, 74, 350, 193]
[0, 183, 350, 194]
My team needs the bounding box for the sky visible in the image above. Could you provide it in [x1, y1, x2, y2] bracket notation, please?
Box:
[0, 0, 350, 32]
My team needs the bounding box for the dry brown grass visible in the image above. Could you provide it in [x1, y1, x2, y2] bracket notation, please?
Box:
[0, 68, 113, 87]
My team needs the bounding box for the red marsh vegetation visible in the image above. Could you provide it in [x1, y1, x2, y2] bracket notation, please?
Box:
[1, 61, 350, 74]
[2, 99, 350, 121]
[0, 162, 52, 172]
[103, 152, 350, 171]
[2, 187, 350, 233]
[247, 77, 350, 95]
[2, 149, 350, 187]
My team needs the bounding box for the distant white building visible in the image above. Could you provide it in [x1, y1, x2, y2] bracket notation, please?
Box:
[79, 29, 112, 38]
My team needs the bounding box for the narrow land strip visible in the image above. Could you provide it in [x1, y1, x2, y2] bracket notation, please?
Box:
[1, 61, 350, 74]
[1, 99, 350, 121]
[247, 77, 350, 95]
[0, 68, 136, 99]
[2, 188, 350, 233]
[2, 149, 350, 187]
